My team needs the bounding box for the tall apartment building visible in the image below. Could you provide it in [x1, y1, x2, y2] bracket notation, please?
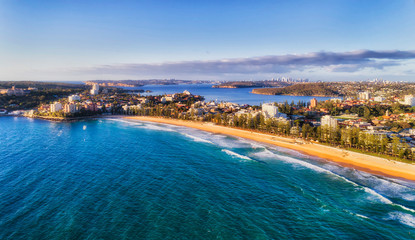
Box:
[358, 91, 371, 100]
[90, 83, 99, 95]
[404, 95, 415, 106]
[64, 103, 77, 113]
[321, 115, 338, 129]
[262, 103, 279, 118]
[310, 98, 318, 108]
[50, 102, 62, 112]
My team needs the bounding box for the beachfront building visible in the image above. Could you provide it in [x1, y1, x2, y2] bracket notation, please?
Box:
[50, 102, 63, 112]
[64, 103, 77, 113]
[262, 103, 279, 119]
[68, 94, 81, 102]
[321, 115, 338, 129]
[84, 103, 98, 112]
[90, 83, 99, 95]
[358, 91, 371, 100]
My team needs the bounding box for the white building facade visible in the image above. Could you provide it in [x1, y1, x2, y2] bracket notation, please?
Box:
[358, 91, 371, 100]
[262, 103, 279, 118]
[90, 83, 100, 95]
[68, 94, 81, 102]
[373, 96, 385, 102]
[50, 102, 63, 112]
[64, 103, 77, 113]
[321, 115, 338, 129]
[404, 95, 415, 106]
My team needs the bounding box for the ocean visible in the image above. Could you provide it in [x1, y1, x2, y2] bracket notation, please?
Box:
[1, 116, 415, 239]
[130, 83, 334, 105]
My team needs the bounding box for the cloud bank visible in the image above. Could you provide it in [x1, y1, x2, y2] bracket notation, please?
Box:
[79, 50, 415, 78]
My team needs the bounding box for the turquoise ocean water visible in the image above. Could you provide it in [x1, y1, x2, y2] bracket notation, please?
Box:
[1, 116, 415, 239]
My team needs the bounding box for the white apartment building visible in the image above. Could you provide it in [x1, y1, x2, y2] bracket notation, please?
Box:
[50, 102, 63, 112]
[404, 95, 415, 106]
[321, 115, 338, 129]
[358, 91, 371, 100]
[68, 94, 81, 102]
[90, 83, 99, 95]
[64, 103, 77, 113]
[262, 103, 279, 118]
[373, 96, 385, 102]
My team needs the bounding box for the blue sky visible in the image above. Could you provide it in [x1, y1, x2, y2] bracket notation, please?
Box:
[1, 0, 415, 81]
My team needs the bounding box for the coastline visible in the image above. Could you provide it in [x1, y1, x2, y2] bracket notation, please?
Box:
[21, 114, 125, 122]
[125, 116, 415, 181]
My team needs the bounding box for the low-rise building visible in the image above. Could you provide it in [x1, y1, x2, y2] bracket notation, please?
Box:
[373, 96, 385, 102]
[68, 95, 81, 102]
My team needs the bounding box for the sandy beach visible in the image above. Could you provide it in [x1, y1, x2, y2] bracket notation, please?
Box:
[125, 116, 415, 181]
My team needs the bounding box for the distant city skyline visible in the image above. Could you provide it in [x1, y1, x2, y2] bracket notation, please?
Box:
[1, 0, 415, 81]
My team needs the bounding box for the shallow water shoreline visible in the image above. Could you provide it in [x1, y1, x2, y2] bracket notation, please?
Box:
[125, 116, 415, 182]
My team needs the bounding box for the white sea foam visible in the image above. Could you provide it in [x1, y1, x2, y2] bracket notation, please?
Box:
[355, 213, 370, 219]
[141, 124, 177, 132]
[215, 137, 252, 149]
[252, 149, 415, 213]
[345, 210, 370, 220]
[386, 212, 415, 228]
[109, 118, 415, 213]
[181, 133, 214, 144]
[252, 149, 338, 175]
[222, 149, 252, 161]
[326, 164, 415, 202]
[112, 119, 177, 132]
[106, 118, 144, 126]
[363, 187, 393, 204]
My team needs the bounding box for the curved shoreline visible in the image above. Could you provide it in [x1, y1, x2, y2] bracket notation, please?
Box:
[124, 116, 415, 181]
